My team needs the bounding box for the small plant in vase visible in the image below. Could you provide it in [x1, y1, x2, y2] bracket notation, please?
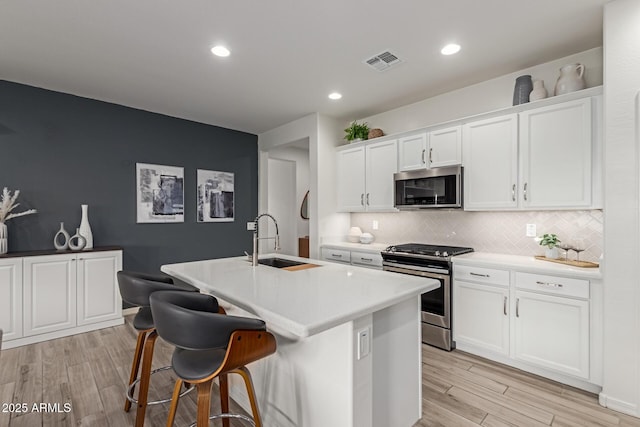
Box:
[344, 121, 370, 143]
[539, 233, 561, 259]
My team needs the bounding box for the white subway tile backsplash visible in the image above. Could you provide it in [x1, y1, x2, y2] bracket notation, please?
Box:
[351, 210, 603, 262]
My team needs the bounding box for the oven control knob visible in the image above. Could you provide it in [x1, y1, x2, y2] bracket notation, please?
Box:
[442, 251, 449, 257]
[434, 250, 440, 257]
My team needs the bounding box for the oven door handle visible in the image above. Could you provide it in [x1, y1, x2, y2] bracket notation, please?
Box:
[383, 264, 449, 279]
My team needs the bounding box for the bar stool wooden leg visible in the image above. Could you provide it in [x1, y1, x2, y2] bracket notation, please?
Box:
[135, 330, 158, 427]
[219, 374, 230, 427]
[165, 379, 183, 427]
[235, 366, 262, 427]
[196, 379, 214, 427]
[125, 330, 148, 412]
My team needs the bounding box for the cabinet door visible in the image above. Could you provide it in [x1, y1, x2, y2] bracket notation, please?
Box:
[462, 114, 519, 210]
[428, 126, 462, 168]
[514, 290, 589, 379]
[453, 280, 509, 355]
[23, 254, 77, 336]
[519, 98, 592, 208]
[77, 251, 123, 326]
[365, 139, 398, 211]
[0, 258, 23, 341]
[337, 146, 366, 212]
[398, 133, 427, 171]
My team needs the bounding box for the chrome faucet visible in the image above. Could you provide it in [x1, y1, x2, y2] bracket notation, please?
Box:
[252, 213, 280, 266]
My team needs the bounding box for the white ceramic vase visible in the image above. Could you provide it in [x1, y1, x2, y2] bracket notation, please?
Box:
[53, 222, 71, 250]
[79, 204, 93, 249]
[545, 247, 559, 259]
[68, 228, 87, 251]
[529, 80, 548, 101]
[0, 222, 7, 255]
[347, 226, 362, 243]
[554, 63, 586, 96]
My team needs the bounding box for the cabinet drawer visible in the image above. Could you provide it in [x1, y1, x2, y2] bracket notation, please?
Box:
[351, 251, 382, 268]
[454, 265, 510, 287]
[515, 272, 589, 299]
[321, 248, 351, 263]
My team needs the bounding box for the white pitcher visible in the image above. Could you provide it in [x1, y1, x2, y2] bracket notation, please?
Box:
[554, 63, 586, 96]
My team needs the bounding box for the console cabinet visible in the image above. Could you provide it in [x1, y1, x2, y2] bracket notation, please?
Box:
[1, 248, 123, 349]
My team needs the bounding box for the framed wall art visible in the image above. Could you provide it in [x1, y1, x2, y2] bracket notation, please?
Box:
[197, 169, 234, 222]
[136, 163, 184, 223]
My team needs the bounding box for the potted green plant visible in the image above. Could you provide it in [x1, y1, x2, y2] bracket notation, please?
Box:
[539, 233, 561, 259]
[344, 121, 370, 142]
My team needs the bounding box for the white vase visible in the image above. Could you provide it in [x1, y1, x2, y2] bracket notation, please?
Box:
[79, 204, 93, 250]
[53, 222, 71, 250]
[0, 222, 7, 255]
[554, 63, 586, 96]
[545, 247, 559, 259]
[68, 228, 87, 251]
[347, 226, 362, 243]
[529, 80, 548, 101]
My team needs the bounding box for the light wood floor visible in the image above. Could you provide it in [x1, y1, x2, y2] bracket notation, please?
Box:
[1, 318, 639, 427]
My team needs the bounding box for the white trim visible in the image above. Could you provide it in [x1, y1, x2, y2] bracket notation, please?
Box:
[122, 307, 138, 316]
[598, 393, 639, 417]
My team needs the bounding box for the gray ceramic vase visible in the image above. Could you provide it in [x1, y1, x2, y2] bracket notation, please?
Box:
[513, 75, 533, 105]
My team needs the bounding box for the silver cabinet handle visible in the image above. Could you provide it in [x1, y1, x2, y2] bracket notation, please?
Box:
[516, 298, 520, 317]
[512, 184, 516, 202]
[536, 281, 563, 288]
[366, 193, 370, 205]
[361, 194, 364, 206]
[503, 296, 507, 316]
[331, 253, 343, 258]
[470, 272, 490, 278]
[360, 257, 373, 262]
[429, 148, 433, 164]
[421, 149, 426, 164]
[523, 182, 528, 201]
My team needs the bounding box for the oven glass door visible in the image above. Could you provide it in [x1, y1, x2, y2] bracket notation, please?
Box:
[421, 274, 450, 329]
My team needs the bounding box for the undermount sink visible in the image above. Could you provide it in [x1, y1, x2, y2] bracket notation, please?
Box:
[258, 257, 309, 269]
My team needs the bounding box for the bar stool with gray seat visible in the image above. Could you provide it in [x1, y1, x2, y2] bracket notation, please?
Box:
[150, 290, 277, 427]
[117, 271, 200, 427]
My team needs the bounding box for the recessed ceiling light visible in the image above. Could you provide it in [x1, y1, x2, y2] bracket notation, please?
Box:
[328, 92, 342, 100]
[211, 45, 230, 57]
[441, 43, 461, 55]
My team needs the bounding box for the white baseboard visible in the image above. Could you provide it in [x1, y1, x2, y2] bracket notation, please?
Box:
[599, 393, 639, 417]
[122, 307, 138, 316]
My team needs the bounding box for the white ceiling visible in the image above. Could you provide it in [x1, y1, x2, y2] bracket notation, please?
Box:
[0, 0, 609, 135]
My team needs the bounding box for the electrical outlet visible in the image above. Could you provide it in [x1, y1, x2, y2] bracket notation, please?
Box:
[526, 223, 537, 237]
[357, 328, 370, 360]
[246, 221, 256, 231]
[372, 220, 379, 230]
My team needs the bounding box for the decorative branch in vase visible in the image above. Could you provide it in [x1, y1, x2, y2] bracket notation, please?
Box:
[0, 187, 38, 254]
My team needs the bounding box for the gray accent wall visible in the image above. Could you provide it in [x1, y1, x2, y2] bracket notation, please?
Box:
[0, 80, 258, 273]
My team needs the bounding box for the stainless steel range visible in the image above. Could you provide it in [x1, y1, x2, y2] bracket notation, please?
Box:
[381, 243, 474, 351]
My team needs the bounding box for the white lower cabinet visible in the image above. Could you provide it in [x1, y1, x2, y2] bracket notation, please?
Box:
[0, 258, 23, 341]
[514, 290, 589, 379]
[454, 280, 509, 356]
[1, 249, 123, 349]
[453, 262, 596, 388]
[321, 246, 383, 269]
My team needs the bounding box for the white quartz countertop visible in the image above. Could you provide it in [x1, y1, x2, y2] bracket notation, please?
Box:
[321, 241, 390, 253]
[161, 254, 438, 338]
[452, 252, 602, 280]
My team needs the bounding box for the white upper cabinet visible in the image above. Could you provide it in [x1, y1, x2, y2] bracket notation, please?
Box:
[398, 127, 462, 172]
[519, 98, 593, 209]
[337, 139, 398, 212]
[463, 94, 600, 210]
[463, 114, 519, 210]
[398, 133, 427, 171]
[428, 126, 462, 168]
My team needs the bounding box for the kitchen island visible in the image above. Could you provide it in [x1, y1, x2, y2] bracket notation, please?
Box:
[161, 254, 438, 427]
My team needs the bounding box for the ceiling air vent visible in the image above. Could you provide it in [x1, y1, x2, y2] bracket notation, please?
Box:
[364, 50, 402, 72]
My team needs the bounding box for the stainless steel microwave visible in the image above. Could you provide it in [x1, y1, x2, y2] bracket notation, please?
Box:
[394, 165, 463, 209]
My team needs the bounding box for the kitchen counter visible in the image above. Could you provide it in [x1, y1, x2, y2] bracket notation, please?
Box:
[321, 240, 391, 253]
[161, 253, 438, 427]
[452, 251, 602, 280]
